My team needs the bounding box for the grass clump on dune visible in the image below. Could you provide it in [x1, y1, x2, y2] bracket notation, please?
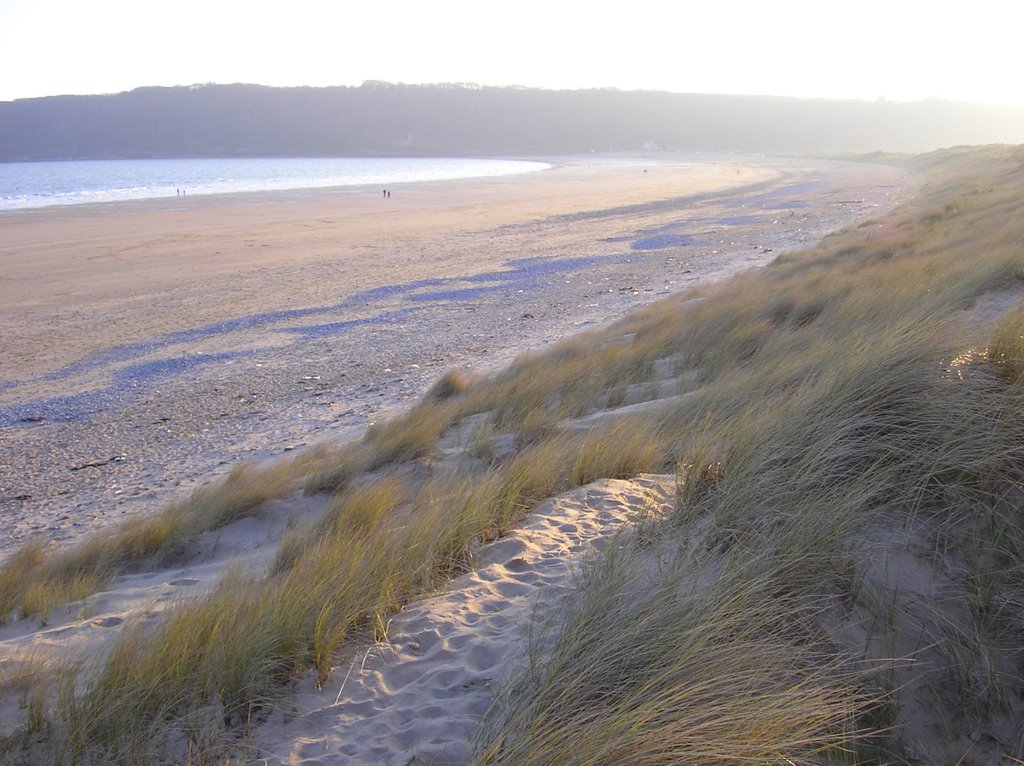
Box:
[302, 400, 459, 495]
[0, 457, 328, 627]
[476, 539, 873, 766]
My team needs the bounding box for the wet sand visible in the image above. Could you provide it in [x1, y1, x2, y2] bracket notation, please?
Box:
[0, 155, 910, 559]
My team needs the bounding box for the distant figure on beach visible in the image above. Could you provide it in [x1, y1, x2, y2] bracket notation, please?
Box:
[383, 189, 386, 198]
[387, 190, 391, 198]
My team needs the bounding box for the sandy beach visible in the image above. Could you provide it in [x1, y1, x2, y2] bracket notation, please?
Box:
[0, 156, 909, 558]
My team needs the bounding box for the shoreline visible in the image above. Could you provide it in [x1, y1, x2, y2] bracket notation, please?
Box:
[0, 156, 910, 560]
[0, 152, 774, 220]
[0, 153, 689, 218]
[0, 156, 556, 214]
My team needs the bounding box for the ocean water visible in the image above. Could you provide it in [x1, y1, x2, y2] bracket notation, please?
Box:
[0, 156, 550, 211]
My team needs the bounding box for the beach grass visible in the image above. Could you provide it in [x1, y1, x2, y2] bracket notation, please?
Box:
[474, 538, 873, 766]
[3, 145, 1024, 763]
[471, 146, 1024, 764]
[0, 454, 332, 627]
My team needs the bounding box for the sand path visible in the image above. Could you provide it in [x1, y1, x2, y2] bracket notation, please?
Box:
[0, 156, 909, 559]
[253, 475, 675, 765]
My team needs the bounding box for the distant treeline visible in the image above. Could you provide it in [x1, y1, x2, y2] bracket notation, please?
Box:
[2, 82, 1023, 161]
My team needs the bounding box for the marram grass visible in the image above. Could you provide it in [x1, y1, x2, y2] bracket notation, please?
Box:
[0, 457, 327, 627]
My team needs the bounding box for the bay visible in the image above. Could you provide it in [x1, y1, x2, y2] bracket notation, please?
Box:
[0, 156, 550, 211]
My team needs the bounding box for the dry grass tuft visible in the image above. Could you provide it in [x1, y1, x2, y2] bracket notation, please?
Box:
[423, 367, 478, 401]
[303, 401, 458, 495]
[0, 456, 322, 626]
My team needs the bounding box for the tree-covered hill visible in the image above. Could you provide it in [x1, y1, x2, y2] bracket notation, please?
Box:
[2, 82, 1023, 160]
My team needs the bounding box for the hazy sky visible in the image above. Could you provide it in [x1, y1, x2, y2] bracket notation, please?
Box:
[1, 0, 1021, 106]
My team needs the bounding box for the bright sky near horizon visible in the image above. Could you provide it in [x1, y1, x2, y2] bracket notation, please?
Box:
[0, 0, 1021, 106]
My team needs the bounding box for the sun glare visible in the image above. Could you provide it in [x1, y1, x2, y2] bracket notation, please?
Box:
[0, 0, 1022, 104]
